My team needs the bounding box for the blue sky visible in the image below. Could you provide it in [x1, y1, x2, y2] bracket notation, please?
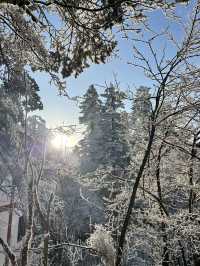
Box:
[32, 1, 194, 128]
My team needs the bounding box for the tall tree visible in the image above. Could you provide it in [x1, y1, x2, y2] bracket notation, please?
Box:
[115, 3, 200, 264]
[0, 71, 43, 141]
[129, 86, 152, 167]
[131, 86, 151, 125]
[78, 85, 103, 173]
[99, 84, 130, 170]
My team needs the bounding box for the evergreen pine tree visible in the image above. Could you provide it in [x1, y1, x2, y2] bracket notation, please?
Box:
[99, 84, 130, 171]
[131, 86, 151, 126]
[0, 71, 43, 141]
[78, 85, 103, 173]
[129, 86, 152, 165]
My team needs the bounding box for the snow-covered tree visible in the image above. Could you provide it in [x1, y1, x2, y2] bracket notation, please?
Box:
[79, 85, 102, 126]
[131, 86, 151, 127]
[99, 84, 130, 170]
[0, 0, 180, 92]
[78, 85, 103, 173]
[128, 86, 152, 180]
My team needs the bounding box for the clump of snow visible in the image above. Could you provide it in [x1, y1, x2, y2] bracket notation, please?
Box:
[87, 225, 115, 266]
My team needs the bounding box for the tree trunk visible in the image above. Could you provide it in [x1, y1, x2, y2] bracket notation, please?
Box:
[0, 237, 18, 266]
[115, 124, 156, 266]
[5, 185, 15, 266]
[20, 178, 34, 266]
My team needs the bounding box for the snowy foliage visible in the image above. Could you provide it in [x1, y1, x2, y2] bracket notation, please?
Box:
[2, 1, 200, 266]
[87, 225, 115, 266]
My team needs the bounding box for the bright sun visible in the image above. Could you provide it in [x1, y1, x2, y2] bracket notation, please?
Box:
[51, 133, 78, 149]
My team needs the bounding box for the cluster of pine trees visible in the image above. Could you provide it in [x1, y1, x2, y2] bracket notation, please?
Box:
[77, 85, 151, 175]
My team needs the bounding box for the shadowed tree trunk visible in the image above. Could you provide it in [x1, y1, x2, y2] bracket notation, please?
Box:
[5, 184, 15, 266]
[20, 177, 34, 266]
[0, 237, 18, 266]
[115, 123, 156, 266]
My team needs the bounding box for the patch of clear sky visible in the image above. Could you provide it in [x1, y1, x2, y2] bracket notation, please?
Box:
[32, 0, 195, 128]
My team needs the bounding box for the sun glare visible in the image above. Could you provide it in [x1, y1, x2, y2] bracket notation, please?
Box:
[51, 133, 79, 149]
[51, 134, 67, 149]
[67, 135, 78, 147]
